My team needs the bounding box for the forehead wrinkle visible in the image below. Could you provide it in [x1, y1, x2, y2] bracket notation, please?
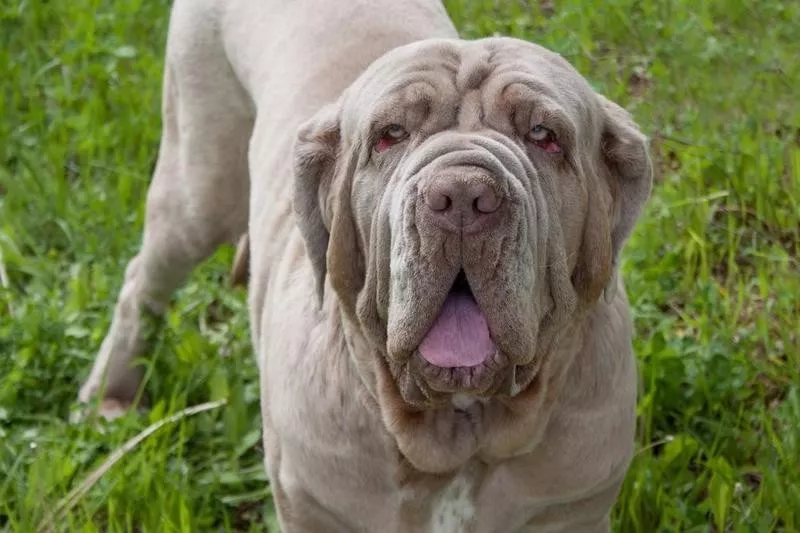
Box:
[456, 90, 485, 131]
[370, 80, 438, 128]
[490, 53, 595, 117]
[354, 56, 455, 108]
[370, 51, 459, 93]
[372, 53, 459, 105]
[456, 45, 492, 93]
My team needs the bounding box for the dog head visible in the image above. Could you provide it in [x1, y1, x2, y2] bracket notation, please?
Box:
[293, 37, 652, 471]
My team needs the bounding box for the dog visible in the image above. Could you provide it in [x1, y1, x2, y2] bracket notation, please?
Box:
[78, 0, 653, 530]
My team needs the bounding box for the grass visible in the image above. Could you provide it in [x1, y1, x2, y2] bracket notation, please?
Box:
[1, 0, 797, 530]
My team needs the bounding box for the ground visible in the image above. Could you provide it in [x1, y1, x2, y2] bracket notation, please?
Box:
[1, 0, 798, 531]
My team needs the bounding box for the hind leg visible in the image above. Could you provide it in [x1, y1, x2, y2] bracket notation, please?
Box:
[78, 0, 253, 417]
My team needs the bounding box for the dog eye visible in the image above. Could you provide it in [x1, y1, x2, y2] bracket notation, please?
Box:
[526, 124, 561, 153]
[374, 124, 409, 153]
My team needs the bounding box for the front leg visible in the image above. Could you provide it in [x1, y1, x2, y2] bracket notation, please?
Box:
[268, 472, 355, 533]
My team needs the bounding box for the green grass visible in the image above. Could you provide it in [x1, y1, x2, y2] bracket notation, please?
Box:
[1, 0, 798, 530]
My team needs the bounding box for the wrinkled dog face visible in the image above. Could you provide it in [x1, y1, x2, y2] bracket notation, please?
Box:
[295, 38, 651, 413]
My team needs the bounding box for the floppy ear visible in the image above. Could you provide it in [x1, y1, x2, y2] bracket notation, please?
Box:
[573, 95, 653, 302]
[293, 103, 341, 303]
[293, 101, 365, 308]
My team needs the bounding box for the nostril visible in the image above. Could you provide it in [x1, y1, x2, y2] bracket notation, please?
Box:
[474, 189, 500, 214]
[423, 170, 502, 225]
[426, 191, 452, 212]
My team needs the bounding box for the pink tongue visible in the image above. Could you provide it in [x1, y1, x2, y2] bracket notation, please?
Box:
[419, 291, 496, 368]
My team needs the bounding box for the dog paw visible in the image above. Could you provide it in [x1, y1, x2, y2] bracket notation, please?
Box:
[95, 398, 136, 420]
[70, 397, 141, 424]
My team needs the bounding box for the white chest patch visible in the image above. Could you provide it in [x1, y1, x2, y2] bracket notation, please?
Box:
[430, 474, 476, 532]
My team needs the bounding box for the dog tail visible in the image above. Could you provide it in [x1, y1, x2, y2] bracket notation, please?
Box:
[230, 233, 250, 287]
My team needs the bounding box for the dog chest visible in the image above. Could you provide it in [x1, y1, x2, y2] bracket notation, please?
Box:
[429, 473, 478, 531]
[395, 463, 485, 533]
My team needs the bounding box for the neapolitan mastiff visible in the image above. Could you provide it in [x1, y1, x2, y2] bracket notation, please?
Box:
[78, 0, 653, 530]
